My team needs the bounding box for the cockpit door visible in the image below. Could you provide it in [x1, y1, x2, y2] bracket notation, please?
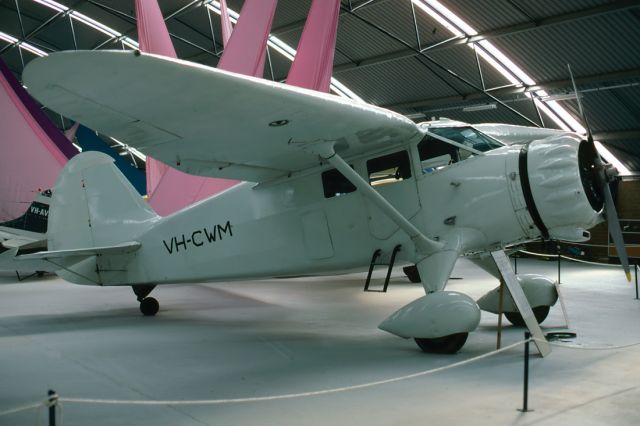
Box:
[364, 150, 421, 240]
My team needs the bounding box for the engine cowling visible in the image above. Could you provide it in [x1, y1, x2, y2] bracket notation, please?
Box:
[525, 136, 603, 241]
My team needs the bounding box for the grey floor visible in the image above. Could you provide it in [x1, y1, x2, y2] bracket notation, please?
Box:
[0, 257, 639, 425]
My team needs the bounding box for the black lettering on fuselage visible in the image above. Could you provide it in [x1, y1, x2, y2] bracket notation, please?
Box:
[192, 230, 203, 246]
[175, 234, 187, 252]
[163, 221, 234, 255]
[204, 227, 217, 242]
[163, 238, 175, 254]
[217, 221, 233, 238]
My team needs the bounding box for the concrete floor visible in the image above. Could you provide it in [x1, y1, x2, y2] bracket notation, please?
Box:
[0, 257, 639, 425]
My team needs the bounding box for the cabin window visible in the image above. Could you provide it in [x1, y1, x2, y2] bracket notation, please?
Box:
[367, 150, 412, 186]
[418, 137, 458, 172]
[322, 167, 356, 198]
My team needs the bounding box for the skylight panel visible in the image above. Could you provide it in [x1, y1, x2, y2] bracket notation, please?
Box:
[0, 31, 47, 57]
[412, 0, 629, 174]
[595, 141, 631, 175]
[32, 0, 139, 49]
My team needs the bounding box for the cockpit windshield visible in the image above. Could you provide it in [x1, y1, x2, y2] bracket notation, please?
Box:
[418, 126, 504, 172]
[429, 126, 503, 153]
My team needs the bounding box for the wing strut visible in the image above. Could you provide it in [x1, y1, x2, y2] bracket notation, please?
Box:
[314, 145, 443, 255]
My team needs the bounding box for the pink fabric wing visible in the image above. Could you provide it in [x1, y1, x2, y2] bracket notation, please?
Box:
[220, 0, 234, 47]
[135, 0, 177, 58]
[147, 167, 237, 216]
[135, 0, 175, 198]
[217, 0, 277, 77]
[286, 0, 341, 93]
[0, 60, 74, 220]
[138, 0, 280, 215]
[64, 122, 79, 141]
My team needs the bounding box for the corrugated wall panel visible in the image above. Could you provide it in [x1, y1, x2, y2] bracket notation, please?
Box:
[336, 55, 463, 106]
[494, 13, 640, 83]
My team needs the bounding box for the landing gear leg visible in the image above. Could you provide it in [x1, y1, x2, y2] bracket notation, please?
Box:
[132, 284, 159, 316]
[403, 265, 421, 283]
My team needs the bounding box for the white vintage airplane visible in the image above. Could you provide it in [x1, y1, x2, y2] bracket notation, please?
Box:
[3, 50, 629, 354]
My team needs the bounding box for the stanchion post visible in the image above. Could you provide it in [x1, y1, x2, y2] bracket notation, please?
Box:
[514, 253, 518, 274]
[47, 389, 57, 426]
[635, 264, 638, 300]
[557, 244, 561, 284]
[497, 279, 505, 350]
[519, 332, 531, 413]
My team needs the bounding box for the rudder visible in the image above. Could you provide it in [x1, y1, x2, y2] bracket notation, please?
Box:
[48, 152, 158, 252]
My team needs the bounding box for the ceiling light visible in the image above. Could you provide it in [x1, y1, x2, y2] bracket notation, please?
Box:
[462, 103, 497, 112]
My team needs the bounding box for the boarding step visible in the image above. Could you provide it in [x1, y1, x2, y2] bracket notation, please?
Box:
[364, 245, 402, 292]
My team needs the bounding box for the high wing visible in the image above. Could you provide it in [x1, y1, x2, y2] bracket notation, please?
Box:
[23, 51, 421, 183]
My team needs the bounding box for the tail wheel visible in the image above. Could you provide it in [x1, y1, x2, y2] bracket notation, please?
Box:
[504, 305, 550, 327]
[414, 332, 468, 354]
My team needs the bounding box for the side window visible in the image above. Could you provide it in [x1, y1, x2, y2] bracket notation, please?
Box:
[367, 151, 412, 186]
[322, 167, 356, 198]
[418, 137, 458, 173]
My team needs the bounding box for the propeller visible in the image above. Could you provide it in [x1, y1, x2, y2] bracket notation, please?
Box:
[568, 65, 631, 282]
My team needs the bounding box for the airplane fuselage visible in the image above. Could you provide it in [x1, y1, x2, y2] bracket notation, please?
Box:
[91, 126, 600, 287]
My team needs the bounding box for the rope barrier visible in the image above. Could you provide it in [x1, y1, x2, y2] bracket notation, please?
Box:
[517, 249, 634, 268]
[0, 400, 44, 417]
[535, 338, 640, 351]
[3, 337, 640, 415]
[59, 339, 529, 406]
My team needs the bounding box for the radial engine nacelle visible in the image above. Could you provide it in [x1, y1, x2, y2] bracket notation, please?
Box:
[416, 133, 604, 257]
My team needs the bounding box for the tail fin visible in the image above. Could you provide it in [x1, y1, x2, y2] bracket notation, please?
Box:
[49, 152, 158, 251]
[0, 190, 51, 235]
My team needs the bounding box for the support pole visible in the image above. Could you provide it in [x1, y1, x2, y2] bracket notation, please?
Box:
[520, 332, 531, 412]
[47, 389, 57, 426]
[635, 263, 638, 300]
[557, 244, 561, 284]
[496, 279, 504, 349]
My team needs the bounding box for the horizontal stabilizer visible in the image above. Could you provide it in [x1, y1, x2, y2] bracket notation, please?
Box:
[1, 236, 45, 249]
[17, 241, 141, 261]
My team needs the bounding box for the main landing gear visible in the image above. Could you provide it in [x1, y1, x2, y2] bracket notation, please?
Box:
[504, 305, 550, 327]
[132, 284, 159, 316]
[415, 333, 469, 354]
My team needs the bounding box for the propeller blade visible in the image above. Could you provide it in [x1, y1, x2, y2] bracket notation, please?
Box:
[603, 184, 631, 281]
[568, 64, 630, 281]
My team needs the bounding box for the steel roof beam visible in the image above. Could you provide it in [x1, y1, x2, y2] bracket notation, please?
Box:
[271, 0, 391, 35]
[383, 68, 640, 110]
[342, 5, 541, 127]
[334, 0, 640, 74]
[593, 129, 640, 141]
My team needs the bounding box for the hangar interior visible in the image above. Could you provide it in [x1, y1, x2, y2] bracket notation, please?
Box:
[0, 0, 639, 425]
